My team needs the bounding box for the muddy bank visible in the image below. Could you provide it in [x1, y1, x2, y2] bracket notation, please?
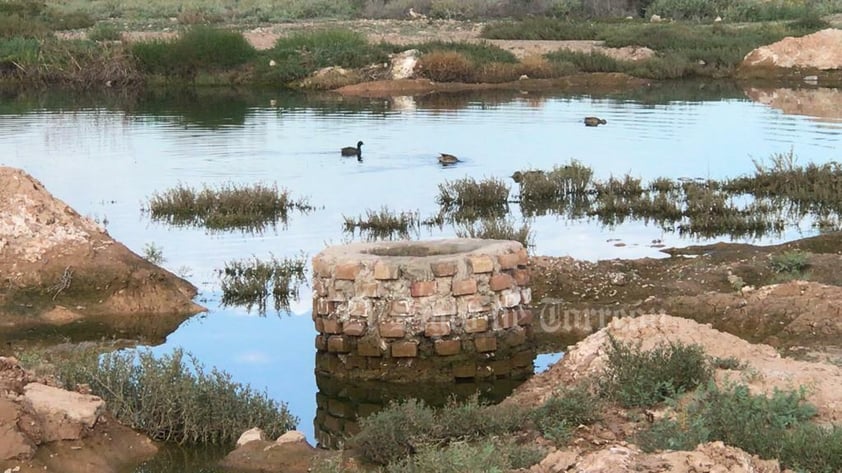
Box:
[529, 232, 842, 353]
[334, 73, 651, 97]
[0, 167, 205, 346]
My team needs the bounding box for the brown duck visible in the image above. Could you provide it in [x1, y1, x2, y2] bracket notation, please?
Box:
[584, 117, 607, 127]
[438, 153, 460, 165]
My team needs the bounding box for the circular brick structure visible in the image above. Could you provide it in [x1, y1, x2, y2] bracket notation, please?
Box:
[312, 238, 534, 383]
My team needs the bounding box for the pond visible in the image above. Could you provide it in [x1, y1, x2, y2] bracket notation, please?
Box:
[1, 81, 841, 471]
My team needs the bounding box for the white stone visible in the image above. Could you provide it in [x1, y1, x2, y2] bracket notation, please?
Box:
[236, 427, 266, 446]
[714, 16, 722, 22]
[23, 383, 104, 442]
[650, 14, 662, 22]
[389, 49, 420, 80]
[276, 430, 306, 444]
[269, 59, 277, 67]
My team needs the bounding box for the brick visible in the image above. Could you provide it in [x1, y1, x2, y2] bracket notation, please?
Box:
[432, 297, 457, 317]
[517, 248, 529, 266]
[503, 327, 527, 347]
[328, 399, 354, 419]
[357, 339, 382, 357]
[313, 278, 328, 296]
[315, 317, 325, 333]
[452, 278, 478, 296]
[466, 295, 492, 313]
[464, 318, 488, 333]
[357, 281, 380, 298]
[435, 277, 452, 294]
[411, 280, 437, 297]
[342, 355, 367, 370]
[517, 308, 534, 326]
[343, 320, 366, 336]
[521, 287, 532, 305]
[512, 349, 535, 368]
[315, 335, 327, 351]
[499, 290, 522, 308]
[435, 339, 461, 356]
[497, 253, 520, 270]
[374, 261, 399, 280]
[348, 299, 368, 317]
[468, 255, 494, 273]
[490, 273, 515, 291]
[379, 322, 406, 338]
[358, 403, 380, 418]
[425, 321, 451, 337]
[496, 311, 517, 329]
[474, 336, 497, 353]
[327, 283, 350, 302]
[489, 359, 512, 376]
[335, 262, 361, 280]
[513, 268, 530, 286]
[323, 415, 342, 433]
[431, 261, 458, 277]
[323, 318, 342, 334]
[313, 257, 332, 277]
[453, 362, 477, 378]
[315, 298, 331, 315]
[344, 420, 361, 437]
[391, 341, 418, 358]
[390, 299, 413, 316]
[327, 336, 351, 353]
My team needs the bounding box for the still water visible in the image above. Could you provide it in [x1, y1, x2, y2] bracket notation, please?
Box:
[1, 82, 841, 468]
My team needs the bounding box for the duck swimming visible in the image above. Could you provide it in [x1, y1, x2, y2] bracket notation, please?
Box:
[511, 170, 545, 184]
[584, 117, 607, 127]
[341, 141, 364, 157]
[438, 153, 460, 165]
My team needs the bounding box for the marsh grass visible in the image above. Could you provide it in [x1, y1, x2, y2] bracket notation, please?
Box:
[343, 207, 421, 240]
[88, 22, 123, 42]
[55, 347, 298, 445]
[218, 254, 308, 315]
[412, 41, 518, 82]
[455, 217, 533, 248]
[436, 176, 510, 222]
[532, 384, 602, 443]
[599, 336, 712, 408]
[146, 182, 311, 232]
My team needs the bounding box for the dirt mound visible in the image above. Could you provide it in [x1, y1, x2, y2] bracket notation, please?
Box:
[0, 166, 204, 343]
[742, 28, 842, 70]
[512, 313, 842, 423]
[0, 357, 157, 473]
[744, 86, 842, 122]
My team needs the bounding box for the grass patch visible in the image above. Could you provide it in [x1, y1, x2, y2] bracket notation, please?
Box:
[532, 384, 602, 444]
[343, 206, 421, 240]
[88, 22, 123, 42]
[385, 439, 544, 472]
[455, 217, 533, 248]
[218, 254, 308, 315]
[636, 382, 841, 471]
[145, 182, 311, 232]
[436, 176, 510, 223]
[770, 249, 811, 275]
[55, 347, 298, 445]
[411, 41, 519, 83]
[131, 25, 256, 79]
[599, 336, 712, 408]
[352, 395, 528, 466]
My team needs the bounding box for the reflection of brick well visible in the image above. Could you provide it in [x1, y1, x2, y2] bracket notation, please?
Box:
[312, 239, 534, 382]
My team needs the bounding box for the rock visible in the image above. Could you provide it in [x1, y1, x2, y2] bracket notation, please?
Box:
[0, 166, 205, 340]
[389, 49, 420, 80]
[741, 28, 842, 70]
[714, 15, 722, 22]
[219, 434, 318, 473]
[22, 383, 105, 442]
[650, 14, 662, 22]
[269, 59, 277, 67]
[0, 399, 34, 460]
[276, 430, 307, 444]
[236, 427, 266, 446]
[530, 449, 577, 472]
[804, 75, 818, 84]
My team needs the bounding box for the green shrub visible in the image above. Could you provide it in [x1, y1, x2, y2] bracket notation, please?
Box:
[385, 439, 544, 472]
[132, 25, 256, 77]
[0, 36, 40, 63]
[533, 385, 602, 443]
[88, 22, 122, 42]
[0, 14, 50, 38]
[55, 348, 298, 445]
[770, 250, 810, 275]
[482, 18, 599, 40]
[546, 49, 624, 72]
[645, 0, 718, 20]
[410, 40, 518, 64]
[0, 0, 45, 17]
[43, 9, 95, 30]
[455, 217, 533, 248]
[599, 336, 712, 408]
[353, 396, 529, 466]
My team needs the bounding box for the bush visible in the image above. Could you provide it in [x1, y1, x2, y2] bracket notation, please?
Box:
[546, 49, 624, 73]
[645, 0, 719, 20]
[533, 385, 602, 443]
[599, 336, 712, 408]
[436, 177, 510, 222]
[385, 439, 544, 472]
[88, 22, 122, 42]
[770, 249, 810, 275]
[353, 396, 529, 465]
[455, 217, 533, 248]
[131, 25, 256, 77]
[416, 50, 474, 82]
[343, 207, 421, 240]
[56, 348, 298, 445]
[218, 254, 308, 315]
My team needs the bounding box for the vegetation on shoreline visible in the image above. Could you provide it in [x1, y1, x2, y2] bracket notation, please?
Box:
[218, 254, 308, 315]
[55, 347, 298, 445]
[310, 339, 842, 472]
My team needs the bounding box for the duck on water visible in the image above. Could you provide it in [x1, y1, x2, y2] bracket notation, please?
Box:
[342, 141, 364, 160]
[438, 153, 460, 165]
